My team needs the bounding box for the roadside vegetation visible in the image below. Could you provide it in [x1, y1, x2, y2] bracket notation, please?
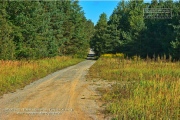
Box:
[0, 1, 94, 60]
[0, 56, 84, 96]
[88, 54, 180, 119]
[91, 0, 180, 59]
[0, 1, 92, 96]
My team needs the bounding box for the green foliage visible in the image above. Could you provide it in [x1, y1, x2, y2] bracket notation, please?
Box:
[0, 1, 16, 60]
[170, 2, 180, 59]
[91, 0, 180, 60]
[0, 1, 94, 60]
[90, 13, 108, 56]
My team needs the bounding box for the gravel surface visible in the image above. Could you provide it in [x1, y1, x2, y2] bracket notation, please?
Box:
[0, 60, 108, 120]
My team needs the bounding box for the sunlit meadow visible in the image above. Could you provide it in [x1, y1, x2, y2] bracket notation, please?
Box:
[88, 54, 180, 119]
[0, 56, 84, 96]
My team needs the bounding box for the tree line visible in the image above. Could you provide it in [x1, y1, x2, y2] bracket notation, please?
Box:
[91, 0, 180, 60]
[0, 0, 94, 60]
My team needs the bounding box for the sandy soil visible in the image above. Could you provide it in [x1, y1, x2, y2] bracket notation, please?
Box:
[0, 60, 109, 120]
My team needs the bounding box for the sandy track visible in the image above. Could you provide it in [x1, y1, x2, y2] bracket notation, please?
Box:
[0, 60, 105, 120]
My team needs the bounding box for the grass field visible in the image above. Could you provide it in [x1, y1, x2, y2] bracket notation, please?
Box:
[0, 56, 84, 96]
[88, 55, 180, 119]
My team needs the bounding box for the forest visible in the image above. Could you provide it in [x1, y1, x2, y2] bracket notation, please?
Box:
[91, 0, 180, 60]
[0, 0, 94, 60]
[0, 0, 179, 60]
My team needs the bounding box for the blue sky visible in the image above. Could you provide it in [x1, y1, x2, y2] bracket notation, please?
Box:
[79, 1, 120, 25]
[79, 0, 151, 25]
[79, 0, 177, 25]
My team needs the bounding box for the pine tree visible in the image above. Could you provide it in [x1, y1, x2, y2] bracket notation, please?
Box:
[0, 1, 16, 60]
[90, 13, 108, 56]
[127, 0, 146, 56]
[170, 1, 180, 59]
[6, 1, 49, 59]
[59, 0, 93, 57]
[60, 1, 75, 55]
[106, 12, 121, 53]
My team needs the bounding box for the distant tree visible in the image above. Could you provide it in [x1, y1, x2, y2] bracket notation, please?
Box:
[61, 1, 94, 57]
[90, 13, 108, 56]
[106, 8, 122, 53]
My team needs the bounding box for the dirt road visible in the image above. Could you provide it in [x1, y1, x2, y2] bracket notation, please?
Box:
[0, 60, 106, 120]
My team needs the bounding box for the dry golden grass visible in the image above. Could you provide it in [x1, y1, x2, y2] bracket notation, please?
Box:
[0, 56, 84, 96]
[88, 56, 180, 119]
